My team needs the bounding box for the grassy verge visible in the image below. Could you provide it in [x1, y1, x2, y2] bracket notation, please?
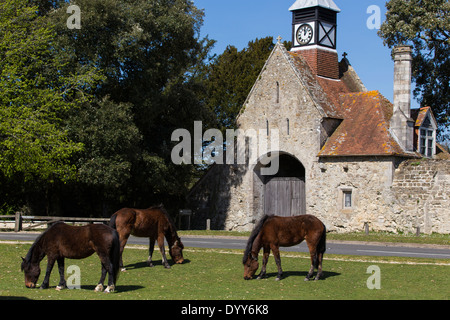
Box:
[178, 230, 450, 246]
[1, 243, 448, 300]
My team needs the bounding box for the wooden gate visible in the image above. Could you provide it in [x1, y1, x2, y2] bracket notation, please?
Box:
[264, 177, 306, 217]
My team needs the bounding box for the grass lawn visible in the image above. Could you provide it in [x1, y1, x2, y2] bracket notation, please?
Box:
[178, 230, 450, 246]
[0, 243, 448, 300]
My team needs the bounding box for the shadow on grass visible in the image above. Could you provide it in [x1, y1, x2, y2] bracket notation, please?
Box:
[82, 285, 145, 293]
[124, 259, 191, 270]
[262, 270, 341, 281]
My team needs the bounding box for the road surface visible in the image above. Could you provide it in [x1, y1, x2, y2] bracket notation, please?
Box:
[1, 232, 449, 259]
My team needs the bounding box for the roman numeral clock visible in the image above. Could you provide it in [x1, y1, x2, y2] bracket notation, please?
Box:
[290, 0, 340, 49]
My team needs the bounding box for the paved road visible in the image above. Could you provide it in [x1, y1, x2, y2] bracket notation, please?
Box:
[1, 232, 449, 260]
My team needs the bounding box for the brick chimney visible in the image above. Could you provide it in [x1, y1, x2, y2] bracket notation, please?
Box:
[391, 46, 414, 152]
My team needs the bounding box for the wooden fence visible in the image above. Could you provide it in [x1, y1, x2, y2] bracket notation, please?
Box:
[0, 212, 109, 232]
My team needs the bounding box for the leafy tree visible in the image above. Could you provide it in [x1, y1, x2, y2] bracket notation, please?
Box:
[0, 0, 99, 181]
[31, 0, 215, 212]
[203, 37, 276, 130]
[378, 0, 449, 138]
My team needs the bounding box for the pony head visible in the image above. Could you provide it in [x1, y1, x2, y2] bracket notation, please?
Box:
[21, 257, 40, 288]
[170, 238, 185, 264]
[243, 253, 259, 280]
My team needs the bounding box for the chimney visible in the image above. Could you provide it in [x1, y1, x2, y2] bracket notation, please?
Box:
[391, 46, 414, 152]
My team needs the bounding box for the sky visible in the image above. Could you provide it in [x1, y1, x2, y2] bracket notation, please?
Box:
[193, 0, 420, 109]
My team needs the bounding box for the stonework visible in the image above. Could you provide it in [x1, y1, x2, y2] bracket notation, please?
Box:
[187, 42, 450, 235]
[391, 160, 450, 234]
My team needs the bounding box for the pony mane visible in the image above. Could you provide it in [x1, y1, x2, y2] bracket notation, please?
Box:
[242, 215, 273, 264]
[22, 222, 63, 268]
[150, 204, 179, 238]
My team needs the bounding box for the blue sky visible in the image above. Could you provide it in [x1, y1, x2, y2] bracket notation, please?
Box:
[193, 0, 420, 109]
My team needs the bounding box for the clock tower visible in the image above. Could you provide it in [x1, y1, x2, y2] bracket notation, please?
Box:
[289, 0, 340, 79]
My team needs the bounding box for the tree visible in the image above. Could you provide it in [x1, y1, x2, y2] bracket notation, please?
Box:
[0, 0, 99, 181]
[203, 37, 276, 131]
[33, 0, 215, 212]
[378, 0, 449, 139]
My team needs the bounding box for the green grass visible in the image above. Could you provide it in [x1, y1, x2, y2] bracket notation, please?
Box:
[178, 230, 450, 246]
[1, 243, 449, 300]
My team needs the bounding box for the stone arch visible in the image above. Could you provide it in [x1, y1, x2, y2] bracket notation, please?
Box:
[253, 152, 306, 219]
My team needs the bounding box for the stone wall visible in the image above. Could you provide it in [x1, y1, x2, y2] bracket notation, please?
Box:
[308, 157, 399, 233]
[391, 159, 450, 234]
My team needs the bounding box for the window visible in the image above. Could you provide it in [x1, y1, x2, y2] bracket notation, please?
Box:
[339, 188, 355, 211]
[287, 118, 290, 135]
[276, 82, 280, 104]
[419, 128, 434, 157]
[343, 190, 352, 208]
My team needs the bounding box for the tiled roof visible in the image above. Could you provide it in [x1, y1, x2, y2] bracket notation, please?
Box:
[318, 91, 413, 157]
[286, 49, 418, 158]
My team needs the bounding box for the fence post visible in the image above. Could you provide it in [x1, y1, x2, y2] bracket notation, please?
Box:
[364, 222, 369, 236]
[206, 219, 211, 231]
[15, 211, 22, 232]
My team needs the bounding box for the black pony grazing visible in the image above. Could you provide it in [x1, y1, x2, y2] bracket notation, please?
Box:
[21, 222, 120, 292]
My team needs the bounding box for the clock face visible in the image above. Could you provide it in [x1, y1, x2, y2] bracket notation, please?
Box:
[296, 24, 313, 46]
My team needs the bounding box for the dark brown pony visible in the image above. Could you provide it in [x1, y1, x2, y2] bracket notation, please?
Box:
[243, 214, 326, 281]
[109, 205, 184, 270]
[21, 222, 120, 292]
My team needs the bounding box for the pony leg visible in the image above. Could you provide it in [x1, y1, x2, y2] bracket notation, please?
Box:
[271, 246, 283, 281]
[41, 257, 56, 289]
[305, 244, 317, 281]
[314, 252, 324, 281]
[257, 247, 270, 279]
[55, 257, 66, 290]
[147, 237, 155, 267]
[118, 234, 129, 271]
[95, 261, 108, 292]
[158, 234, 170, 269]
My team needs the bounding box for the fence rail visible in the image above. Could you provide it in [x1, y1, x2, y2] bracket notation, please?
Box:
[0, 212, 109, 232]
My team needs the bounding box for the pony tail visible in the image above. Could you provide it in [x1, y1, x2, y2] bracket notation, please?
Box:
[110, 230, 121, 285]
[313, 224, 327, 268]
[109, 214, 117, 230]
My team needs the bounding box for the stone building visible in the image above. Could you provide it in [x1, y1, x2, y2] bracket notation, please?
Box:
[187, 0, 449, 234]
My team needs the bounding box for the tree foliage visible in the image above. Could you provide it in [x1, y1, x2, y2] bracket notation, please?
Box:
[378, 0, 450, 137]
[203, 37, 276, 130]
[0, 0, 100, 181]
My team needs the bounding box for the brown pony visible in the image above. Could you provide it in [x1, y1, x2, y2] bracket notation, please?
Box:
[243, 214, 326, 281]
[109, 205, 184, 270]
[21, 222, 120, 292]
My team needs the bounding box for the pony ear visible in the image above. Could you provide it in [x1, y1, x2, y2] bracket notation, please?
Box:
[21, 257, 25, 262]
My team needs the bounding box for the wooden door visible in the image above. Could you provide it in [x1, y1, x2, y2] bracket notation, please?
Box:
[264, 177, 305, 217]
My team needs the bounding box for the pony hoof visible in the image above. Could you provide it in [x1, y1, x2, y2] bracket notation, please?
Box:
[94, 284, 104, 292]
[164, 265, 171, 269]
[304, 277, 310, 282]
[55, 285, 65, 291]
[121, 268, 127, 272]
[104, 285, 115, 293]
[275, 277, 281, 281]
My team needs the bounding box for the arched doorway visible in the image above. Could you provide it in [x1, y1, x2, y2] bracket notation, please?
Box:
[255, 153, 306, 217]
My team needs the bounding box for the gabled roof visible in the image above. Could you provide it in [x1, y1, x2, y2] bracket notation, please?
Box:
[289, 0, 341, 12]
[411, 106, 437, 128]
[318, 91, 414, 157]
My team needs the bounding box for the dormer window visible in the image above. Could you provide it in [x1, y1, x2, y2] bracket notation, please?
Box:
[412, 107, 437, 158]
[419, 128, 434, 158]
